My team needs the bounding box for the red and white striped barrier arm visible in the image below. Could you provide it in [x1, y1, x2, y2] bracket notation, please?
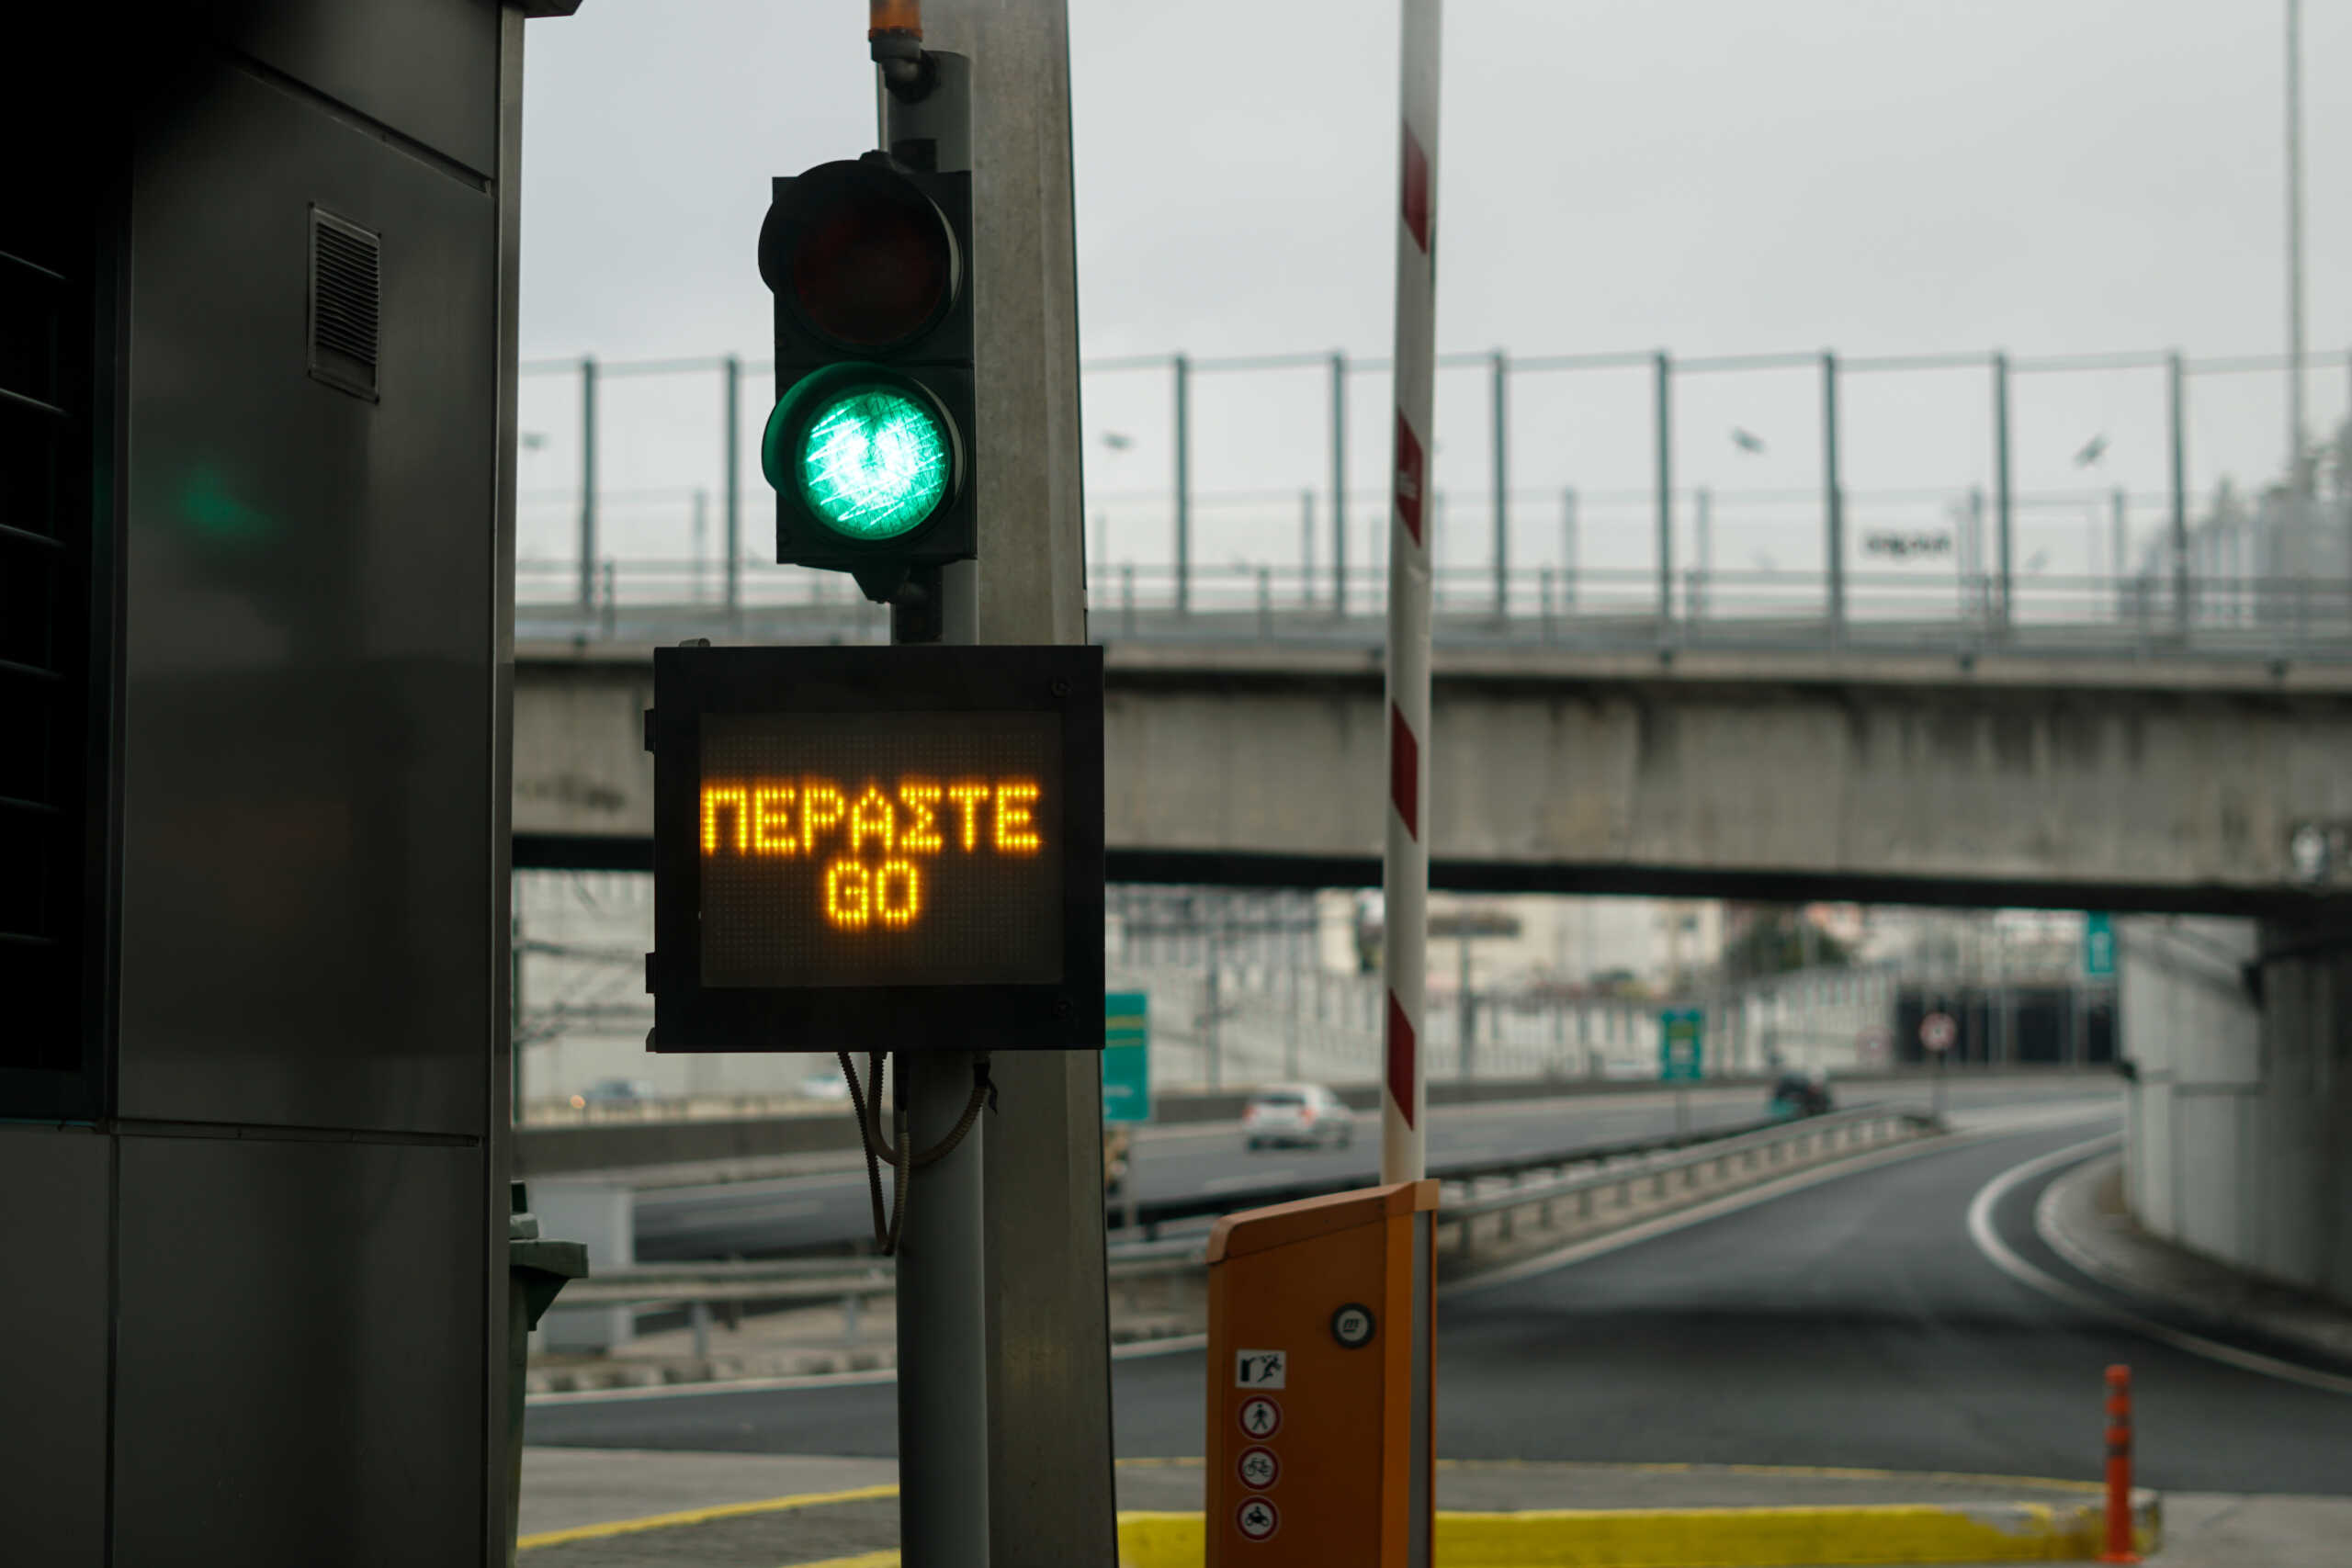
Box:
[1382, 0, 1442, 1186]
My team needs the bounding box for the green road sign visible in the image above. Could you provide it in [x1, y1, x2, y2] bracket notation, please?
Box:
[1103, 991, 1150, 1123]
[1659, 1007, 1704, 1082]
[2084, 911, 2115, 978]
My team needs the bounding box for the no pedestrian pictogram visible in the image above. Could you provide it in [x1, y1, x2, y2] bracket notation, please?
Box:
[1238, 1395, 1282, 1438]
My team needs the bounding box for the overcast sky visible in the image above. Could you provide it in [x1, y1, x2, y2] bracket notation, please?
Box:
[514, 3, 2346, 597]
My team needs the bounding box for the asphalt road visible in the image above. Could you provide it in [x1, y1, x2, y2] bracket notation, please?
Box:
[631, 1077, 2098, 1261]
[530, 1086, 2352, 1493]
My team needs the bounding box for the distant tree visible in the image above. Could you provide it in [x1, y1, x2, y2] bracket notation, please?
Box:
[1722, 905, 1850, 980]
[1587, 967, 1646, 1000]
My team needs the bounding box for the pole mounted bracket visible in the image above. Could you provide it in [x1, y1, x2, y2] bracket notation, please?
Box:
[870, 28, 936, 102]
[886, 562, 944, 644]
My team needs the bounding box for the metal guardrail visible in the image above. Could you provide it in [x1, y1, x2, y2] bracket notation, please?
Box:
[1107, 1112, 1805, 1239]
[1436, 1106, 1929, 1264]
[566, 1106, 1931, 1330]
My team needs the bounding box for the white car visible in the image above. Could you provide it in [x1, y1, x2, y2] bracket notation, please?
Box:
[1243, 1084, 1355, 1151]
[797, 1067, 852, 1102]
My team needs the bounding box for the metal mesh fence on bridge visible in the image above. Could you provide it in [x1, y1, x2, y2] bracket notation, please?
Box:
[514, 342, 2352, 660]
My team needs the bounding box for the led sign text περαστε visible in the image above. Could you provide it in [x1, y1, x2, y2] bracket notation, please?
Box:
[698, 774, 1044, 930]
[695, 710, 1063, 989]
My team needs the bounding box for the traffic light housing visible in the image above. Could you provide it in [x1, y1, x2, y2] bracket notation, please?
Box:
[759, 153, 976, 604]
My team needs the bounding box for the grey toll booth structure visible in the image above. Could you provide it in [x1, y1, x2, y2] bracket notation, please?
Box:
[0, 3, 565, 1562]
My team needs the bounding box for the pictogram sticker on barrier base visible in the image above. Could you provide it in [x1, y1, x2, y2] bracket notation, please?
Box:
[1236, 1348, 1287, 1388]
[1236, 1496, 1280, 1541]
[1238, 1395, 1282, 1438]
[1237, 1446, 1280, 1490]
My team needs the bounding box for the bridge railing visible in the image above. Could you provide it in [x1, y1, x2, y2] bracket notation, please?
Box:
[514, 553, 2352, 661]
[516, 341, 2352, 662]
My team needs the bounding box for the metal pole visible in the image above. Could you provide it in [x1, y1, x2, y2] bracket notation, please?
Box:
[1205, 950, 1221, 1092]
[1383, 0, 1442, 1190]
[1173, 352, 1191, 615]
[2169, 351, 2190, 633]
[1964, 486, 1984, 612]
[2288, 0, 2308, 502]
[1301, 489, 1316, 606]
[1123, 1138, 1140, 1235]
[1992, 350, 2012, 628]
[2110, 486, 2128, 619]
[691, 488, 707, 603]
[1458, 934, 1475, 1082]
[1693, 486, 1712, 622]
[1492, 349, 1510, 619]
[1562, 486, 1578, 610]
[1992, 919, 2011, 1066]
[1823, 350, 1844, 643]
[579, 355, 597, 615]
[723, 355, 742, 626]
[877, 53, 990, 1568]
[1331, 351, 1349, 618]
[895, 1044, 988, 1568]
[1655, 351, 1674, 630]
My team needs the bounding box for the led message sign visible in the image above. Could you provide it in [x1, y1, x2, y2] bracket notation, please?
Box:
[647, 645, 1103, 1055]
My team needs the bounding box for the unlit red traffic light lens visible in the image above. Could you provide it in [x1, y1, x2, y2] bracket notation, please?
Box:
[790, 198, 953, 347]
[797, 385, 950, 540]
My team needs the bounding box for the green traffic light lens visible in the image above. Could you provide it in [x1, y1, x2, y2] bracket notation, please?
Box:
[795, 385, 951, 540]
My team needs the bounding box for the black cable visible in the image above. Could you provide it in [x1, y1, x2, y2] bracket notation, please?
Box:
[872, 1054, 994, 1169]
[887, 1058, 911, 1256]
[840, 1050, 997, 1256]
[840, 1050, 889, 1250]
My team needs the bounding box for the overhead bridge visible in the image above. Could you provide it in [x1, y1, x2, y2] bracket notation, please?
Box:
[514, 635, 2352, 916]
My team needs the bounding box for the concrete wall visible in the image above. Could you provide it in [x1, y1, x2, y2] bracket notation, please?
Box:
[516, 643, 2352, 911]
[2119, 916, 2352, 1307]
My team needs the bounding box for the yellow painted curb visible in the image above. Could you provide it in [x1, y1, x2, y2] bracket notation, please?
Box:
[518, 1468, 2158, 1568]
[1114, 1499, 2161, 1568]
[515, 1482, 899, 1550]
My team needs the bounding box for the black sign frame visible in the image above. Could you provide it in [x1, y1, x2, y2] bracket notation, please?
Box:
[648, 644, 1104, 1053]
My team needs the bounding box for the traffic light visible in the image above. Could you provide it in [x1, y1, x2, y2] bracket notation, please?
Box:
[758, 152, 975, 605]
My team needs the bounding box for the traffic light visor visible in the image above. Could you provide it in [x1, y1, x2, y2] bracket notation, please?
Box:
[764, 161, 957, 351]
[765, 369, 956, 542]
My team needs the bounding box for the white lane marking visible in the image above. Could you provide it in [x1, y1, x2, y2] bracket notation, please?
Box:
[1204, 1168, 1295, 1191]
[1443, 1104, 2120, 1299]
[1964, 1135, 2352, 1398]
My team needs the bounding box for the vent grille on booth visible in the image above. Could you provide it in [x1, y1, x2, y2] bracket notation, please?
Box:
[308, 207, 379, 400]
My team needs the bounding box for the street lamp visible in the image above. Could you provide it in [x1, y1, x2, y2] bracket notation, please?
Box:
[2287, 0, 2309, 503]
